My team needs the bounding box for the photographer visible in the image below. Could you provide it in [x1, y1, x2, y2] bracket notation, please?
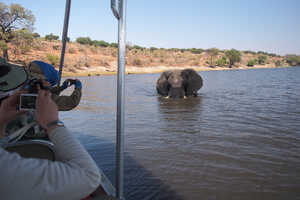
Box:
[0, 63, 101, 199]
[28, 60, 82, 111]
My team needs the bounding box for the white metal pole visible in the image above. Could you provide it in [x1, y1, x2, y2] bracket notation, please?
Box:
[111, 0, 127, 199]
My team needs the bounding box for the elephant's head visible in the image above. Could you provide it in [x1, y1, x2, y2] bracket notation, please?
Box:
[156, 69, 203, 99]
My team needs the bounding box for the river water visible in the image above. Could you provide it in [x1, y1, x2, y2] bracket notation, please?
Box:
[60, 67, 300, 200]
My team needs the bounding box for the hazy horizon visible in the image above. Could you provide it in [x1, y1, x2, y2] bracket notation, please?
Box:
[3, 0, 300, 55]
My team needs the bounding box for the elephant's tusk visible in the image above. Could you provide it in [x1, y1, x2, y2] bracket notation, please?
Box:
[165, 96, 170, 99]
[184, 96, 187, 99]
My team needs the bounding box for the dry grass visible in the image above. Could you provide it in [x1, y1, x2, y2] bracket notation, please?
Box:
[6, 39, 288, 76]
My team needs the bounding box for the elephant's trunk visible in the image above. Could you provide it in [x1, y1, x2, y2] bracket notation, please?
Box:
[168, 87, 185, 99]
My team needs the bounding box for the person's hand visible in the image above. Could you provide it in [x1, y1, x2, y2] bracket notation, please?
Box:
[68, 79, 77, 85]
[0, 91, 27, 125]
[65, 79, 82, 89]
[35, 85, 59, 134]
[62, 79, 72, 89]
[74, 79, 82, 89]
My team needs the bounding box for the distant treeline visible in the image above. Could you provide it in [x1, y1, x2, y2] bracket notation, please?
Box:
[42, 33, 285, 57]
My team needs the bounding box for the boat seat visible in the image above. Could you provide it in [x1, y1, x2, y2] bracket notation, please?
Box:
[4, 140, 55, 161]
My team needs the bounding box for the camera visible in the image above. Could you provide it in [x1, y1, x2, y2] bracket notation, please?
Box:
[19, 93, 38, 110]
[26, 79, 49, 94]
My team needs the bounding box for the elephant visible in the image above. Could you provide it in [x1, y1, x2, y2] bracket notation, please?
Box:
[156, 69, 203, 98]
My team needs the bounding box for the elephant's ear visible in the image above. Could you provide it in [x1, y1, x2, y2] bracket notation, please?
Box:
[181, 69, 203, 96]
[156, 71, 172, 96]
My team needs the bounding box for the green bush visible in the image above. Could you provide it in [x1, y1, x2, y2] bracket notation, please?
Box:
[243, 50, 257, 55]
[189, 48, 204, 54]
[150, 47, 158, 51]
[76, 37, 92, 45]
[93, 40, 109, 47]
[110, 43, 118, 48]
[32, 32, 40, 38]
[285, 55, 300, 66]
[275, 60, 281, 67]
[216, 56, 227, 66]
[247, 60, 257, 66]
[11, 29, 34, 54]
[258, 55, 267, 64]
[46, 54, 60, 66]
[133, 45, 145, 50]
[45, 33, 59, 41]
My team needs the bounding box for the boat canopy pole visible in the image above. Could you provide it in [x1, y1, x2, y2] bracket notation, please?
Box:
[58, 0, 71, 86]
[111, 0, 127, 199]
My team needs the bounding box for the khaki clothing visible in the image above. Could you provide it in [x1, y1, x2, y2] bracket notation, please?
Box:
[51, 86, 82, 111]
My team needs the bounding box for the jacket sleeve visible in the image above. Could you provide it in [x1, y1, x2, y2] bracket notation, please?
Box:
[0, 126, 101, 200]
[52, 88, 82, 111]
[51, 85, 66, 96]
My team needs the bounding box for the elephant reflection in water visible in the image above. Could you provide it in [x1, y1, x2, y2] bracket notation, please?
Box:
[156, 69, 203, 99]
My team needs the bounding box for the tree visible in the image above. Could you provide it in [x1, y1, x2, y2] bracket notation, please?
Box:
[45, 33, 59, 41]
[247, 59, 257, 67]
[189, 48, 204, 54]
[32, 32, 40, 38]
[76, 37, 92, 45]
[258, 55, 267, 65]
[207, 48, 219, 66]
[225, 49, 241, 67]
[216, 56, 227, 67]
[92, 40, 109, 47]
[285, 54, 300, 66]
[0, 3, 35, 60]
[110, 42, 118, 48]
[10, 29, 34, 57]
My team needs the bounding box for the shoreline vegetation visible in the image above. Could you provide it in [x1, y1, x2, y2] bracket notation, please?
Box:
[1, 3, 300, 77]
[6, 38, 299, 77]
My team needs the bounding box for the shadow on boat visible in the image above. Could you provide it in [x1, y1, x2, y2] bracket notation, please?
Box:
[77, 134, 185, 200]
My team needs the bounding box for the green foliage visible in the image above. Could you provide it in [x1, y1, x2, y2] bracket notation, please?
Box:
[243, 50, 257, 55]
[93, 40, 109, 47]
[285, 54, 300, 66]
[150, 47, 158, 51]
[225, 49, 241, 66]
[189, 48, 204, 54]
[247, 59, 257, 66]
[110, 43, 118, 48]
[32, 32, 40, 38]
[0, 40, 7, 51]
[11, 29, 34, 55]
[76, 37, 92, 45]
[216, 56, 227, 66]
[46, 54, 60, 66]
[207, 48, 219, 65]
[133, 45, 145, 50]
[0, 3, 35, 60]
[258, 55, 267, 65]
[275, 60, 281, 67]
[45, 33, 59, 41]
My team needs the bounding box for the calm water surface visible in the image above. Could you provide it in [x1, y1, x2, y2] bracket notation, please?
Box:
[60, 67, 300, 200]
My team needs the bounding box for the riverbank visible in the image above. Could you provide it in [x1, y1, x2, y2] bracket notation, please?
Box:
[62, 64, 292, 77]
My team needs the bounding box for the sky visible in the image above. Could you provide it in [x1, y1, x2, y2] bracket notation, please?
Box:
[3, 0, 300, 55]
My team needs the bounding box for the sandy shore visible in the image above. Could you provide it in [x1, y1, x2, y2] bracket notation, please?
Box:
[62, 64, 291, 77]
